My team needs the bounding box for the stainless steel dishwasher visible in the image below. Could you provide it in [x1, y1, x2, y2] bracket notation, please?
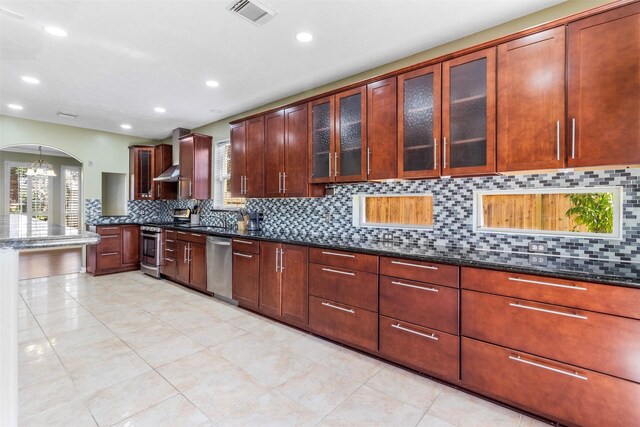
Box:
[206, 236, 235, 304]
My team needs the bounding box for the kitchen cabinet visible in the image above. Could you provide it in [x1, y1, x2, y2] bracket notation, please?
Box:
[442, 47, 496, 176]
[567, 2, 640, 167]
[309, 86, 367, 183]
[264, 104, 310, 197]
[232, 238, 260, 309]
[178, 133, 212, 200]
[129, 144, 176, 200]
[366, 77, 397, 180]
[230, 117, 264, 197]
[86, 224, 140, 275]
[259, 242, 309, 327]
[397, 65, 442, 179]
[174, 231, 207, 292]
[497, 27, 566, 172]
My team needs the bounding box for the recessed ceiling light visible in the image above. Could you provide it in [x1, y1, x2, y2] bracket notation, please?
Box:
[21, 76, 40, 84]
[154, 107, 166, 113]
[206, 80, 219, 88]
[45, 26, 68, 37]
[120, 124, 132, 130]
[7, 104, 23, 110]
[296, 32, 313, 43]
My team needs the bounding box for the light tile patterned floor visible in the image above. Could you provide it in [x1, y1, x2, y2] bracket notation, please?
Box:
[17, 271, 549, 426]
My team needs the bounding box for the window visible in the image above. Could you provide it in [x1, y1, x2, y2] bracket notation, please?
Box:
[474, 187, 623, 239]
[353, 193, 434, 229]
[4, 161, 52, 221]
[214, 140, 245, 207]
[62, 166, 81, 229]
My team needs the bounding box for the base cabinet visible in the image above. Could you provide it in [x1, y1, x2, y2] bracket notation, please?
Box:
[232, 242, 260, 310]
[171, 232, 207, 292]
[462, 338, 640, 427]
[86, 225, 140, 276]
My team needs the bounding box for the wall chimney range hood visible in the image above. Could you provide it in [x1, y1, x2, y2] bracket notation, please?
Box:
[154, 127, 190, 182]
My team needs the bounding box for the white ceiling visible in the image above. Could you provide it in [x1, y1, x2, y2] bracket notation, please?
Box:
[0, 0, 564, 140]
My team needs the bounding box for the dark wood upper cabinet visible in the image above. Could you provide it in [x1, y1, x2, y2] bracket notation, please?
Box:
[309, 95, 336, 184]
[230, 121, 247, 198]
[367, 77, 397, 180]
[265, 105, 309, 198]
[153, 144, 176, 200]
[129, 146, 154, 200]
[497, 27, 566, 172]
[567, 2, 640, 167]
[178, 133, 212, 200]
[443, 47, 497, 176]
[397, 65, 442, 179]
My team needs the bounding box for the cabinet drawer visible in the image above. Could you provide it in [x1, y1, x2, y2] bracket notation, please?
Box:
[380, 257, 459, 287]
[97, 251, 121, 271]
[309, 295, 377, 352]
[183, 232, 206, 244]
[309, 263, 378, 311]
[462, 290, 640, 383]
[232, 238, 260, 254]
[462, 338, 640, 427]
[380, 315, 459, 381]
[462, 267, 640, 320]
[309, 248, 378, 273]
[97, 225, 120, 236]
[380, 276, 458, 334]
[162, 257, 176, 279]
[96, 234, 121, 254]
[165, 230, 176, 240]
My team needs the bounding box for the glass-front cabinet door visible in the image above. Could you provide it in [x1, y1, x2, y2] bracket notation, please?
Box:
[443, 47, 496, 176]
[336, 86, 366, 182]
[397, 64, 441, 179]
[130, 146, 155, 200]
[308, 96, 334, 183]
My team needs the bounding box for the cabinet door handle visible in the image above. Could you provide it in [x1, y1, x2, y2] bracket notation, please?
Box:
[278, 172, 282, 193]
[556, 120, 560, 161]
[183, 246, 188, 263]
[509, 302, 587, 320]
[282, 172, 286, 194]
[433, 138, 438, 169]
[321, 267, 355, 276]
[509, 355, 587, 381]
[234, 239, 254, 245]
[334, 152, 338, 177]
[391, 323, 438, 340]
[443, 137, 447, 169]
[571, 118, 576, 159]
[157, 183, 161, 199]
[188, 245, 192, 263]
[328, 153, 332, 177]
[280, 247, 284, 272]
[321, 302, 355, 314]
[391, 281, 438, 292]
[321, 251, 355, 258]
[233, 252, 253, 258]
[390, 260, 438, 270]
[275, 248, 280, 272]
[189, 181, 192, 198]
[508, 277, 587, 291]
[366, 147, 371, 175]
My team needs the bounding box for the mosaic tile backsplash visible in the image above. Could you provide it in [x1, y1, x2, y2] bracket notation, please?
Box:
[87, 168, 640, 263]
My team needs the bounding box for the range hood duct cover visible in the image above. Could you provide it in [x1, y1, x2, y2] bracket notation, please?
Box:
[154, 127, 190, 182]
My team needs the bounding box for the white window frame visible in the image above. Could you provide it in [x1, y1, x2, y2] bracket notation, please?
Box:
[60, 165, 82, 229]
[4, 161, 53, 220]
[214, 139, 245, 209]
[352, 193, 435, 230]
[473, 186, 624, 240]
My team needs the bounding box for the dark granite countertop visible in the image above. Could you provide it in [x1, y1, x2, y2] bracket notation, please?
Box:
[2, 215, 100, 249]
[153, 224, 639, 289]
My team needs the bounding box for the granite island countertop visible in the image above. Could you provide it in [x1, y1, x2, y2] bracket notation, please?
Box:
[1, 215, 100, 249]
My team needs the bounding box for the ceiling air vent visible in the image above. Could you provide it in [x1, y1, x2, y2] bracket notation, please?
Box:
[227, 0, 277, 25]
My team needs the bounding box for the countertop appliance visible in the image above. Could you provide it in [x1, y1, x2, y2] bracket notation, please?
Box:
[206, 236, 235, 304]
[140, 225, 162, 278]
[247, 212, 263, 232]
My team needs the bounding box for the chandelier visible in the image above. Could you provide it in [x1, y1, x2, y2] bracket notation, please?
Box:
[26, 146, 57, 177]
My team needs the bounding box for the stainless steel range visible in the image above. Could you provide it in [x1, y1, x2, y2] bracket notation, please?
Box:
[140, 225, 163, 278]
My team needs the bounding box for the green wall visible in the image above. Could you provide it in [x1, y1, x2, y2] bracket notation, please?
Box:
[185, 0, 612, 143]
[0, 116, 153, 199]
[0, 151, 82, 224]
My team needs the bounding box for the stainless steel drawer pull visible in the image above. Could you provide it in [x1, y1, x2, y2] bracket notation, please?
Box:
[101, 252, 119, 256]
[321, 267, 355, 276]
[100, 227, 118, 230]
[391, 281, 438, 292]
[508, 277, 587, 291]
[166, 239, 175, 243]
[321, 251, 355, 258]
[390, 260, 438, 270]
[177, 231, 187, 235]
[165, 248, 175, 252]
[391, 323, 438, 341]
[509, 355, 587, 381]
[233, 252, 253, 259]
[101, 235, 118, 239]
[509, 302, 587, 320]
[234, 239, 254, 245]
[165, 258, 174, 262]
[190, 233, 202, 237]
[321, 302, 355, 314]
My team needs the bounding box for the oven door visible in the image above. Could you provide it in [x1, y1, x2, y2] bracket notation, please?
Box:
[141, 232, 160, 266]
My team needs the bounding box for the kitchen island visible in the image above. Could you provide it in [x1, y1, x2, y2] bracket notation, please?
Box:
[0, 215, 99, 427]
